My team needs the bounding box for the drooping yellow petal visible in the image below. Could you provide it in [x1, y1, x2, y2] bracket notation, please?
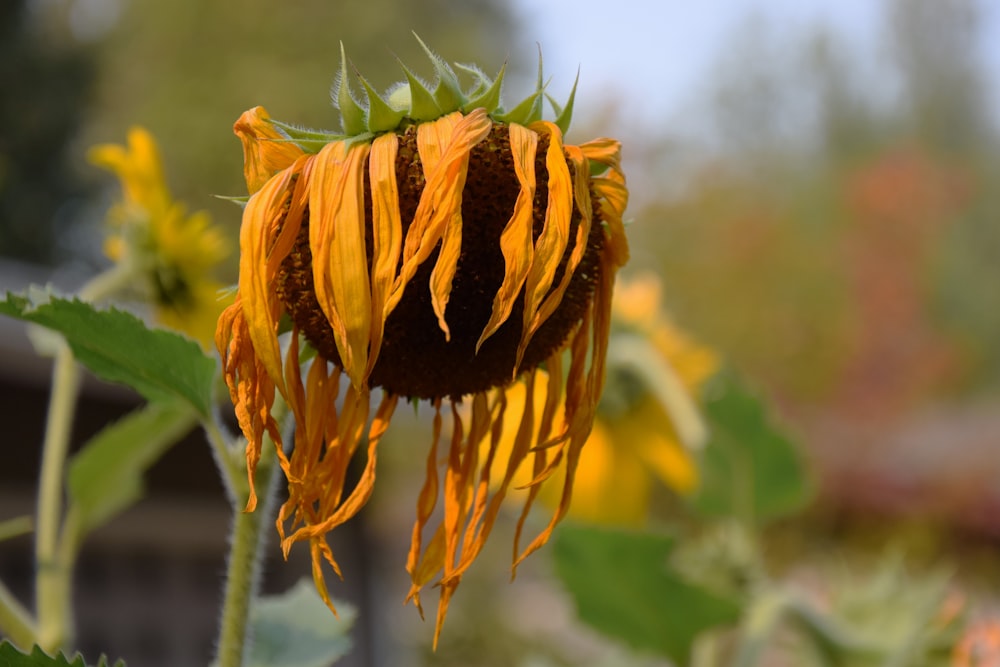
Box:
[595, 177, 630, 267]
[308, 140, 373, 389]
[578, 137, 623, 175]
[476, 123, 539, 351]
[515, 121, 573, 369]
[299, 391, 396, 541]
[280, 388, 397, 621]
[514, 255, 615, 569]
[234, 106, 307, 194]
[429, 210, 463, 341]
[581, 138, 629, 267]
[223, 152, 310, 506]
[406, 399, 444, 616]
[215, 299, 280, 511]
[406, 524, 447, 617]
[385, 109, 492, 320]
[367, 133, 403, 374]
[512, 356, 564, 560]
[523, 144, 593, 354]
[237, 164, 301, 398]
[440, 401, 473, 588]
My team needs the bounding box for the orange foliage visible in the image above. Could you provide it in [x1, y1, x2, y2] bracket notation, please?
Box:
[836, 144, 971, 420]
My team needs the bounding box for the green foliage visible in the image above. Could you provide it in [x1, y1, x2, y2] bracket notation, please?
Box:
[244, 580, 355, 667]
[691, 372, 813, 524]
[553, 524, 741, 664]
[0, 517, 32, 543]
[0, 289, 216, 416]
[66, 402, 198, 535]
[0, 641, 124, 667]
[788, 554, 962, 667]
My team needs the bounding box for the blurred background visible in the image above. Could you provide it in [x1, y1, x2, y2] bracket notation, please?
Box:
[1, 0, 999, 665]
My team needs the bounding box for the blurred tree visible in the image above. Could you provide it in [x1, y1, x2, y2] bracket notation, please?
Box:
[0, 0, 95, 265]
[62, 0, 521, 267]
[807, 30, 887, 162]
[889, 0, 991, 156]
[887, 0, 1000, 392]
[838, 144, 969, 419]
[633, 0, 1000, 406]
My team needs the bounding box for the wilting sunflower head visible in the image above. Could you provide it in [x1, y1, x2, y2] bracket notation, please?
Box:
[89, 127, 230, 345]
[216, 38, 629, 645]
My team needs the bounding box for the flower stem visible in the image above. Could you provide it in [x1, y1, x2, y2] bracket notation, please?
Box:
[33, 265, 135, 652]
[214, 420, 281, 667]
[204, 416, 245, 504]
[0, 577, 36, 649]
[34, 344, 81, 652]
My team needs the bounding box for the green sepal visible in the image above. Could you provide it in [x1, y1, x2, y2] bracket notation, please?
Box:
[413, 33, 465, 113]
[268, 119, 346, 143]
[396, 60, 441, 121]
[461, 62, 507, 114]
[291, 139, 341, 153]
[358, 74, 406, 133]
[214, 194, 250, 208]
[455, 63, 491, 98]
[495, 90, 544, 125]
[495, 48, 546, 125]
[550, 68, 579, 135]
[342, 132, 375, 150]
[269, 116, 350, 150]
[335, 43, 366, 136]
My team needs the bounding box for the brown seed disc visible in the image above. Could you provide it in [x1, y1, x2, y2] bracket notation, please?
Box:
[276, 123, 605, 400]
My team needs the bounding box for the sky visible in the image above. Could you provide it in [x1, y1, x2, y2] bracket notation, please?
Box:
[510, 0, 1000, 132]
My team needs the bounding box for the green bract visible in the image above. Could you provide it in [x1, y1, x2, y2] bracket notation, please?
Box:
[274, 35, 579, 149]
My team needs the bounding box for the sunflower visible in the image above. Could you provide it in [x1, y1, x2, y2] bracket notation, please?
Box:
[215, 41, 629, 643]
[89, 127, 230, 345]
[487, 273, 718, 526]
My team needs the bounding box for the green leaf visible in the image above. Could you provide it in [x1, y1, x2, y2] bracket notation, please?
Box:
[553, 524, 741, 663]
[691, 371, 813, 524]
[0, 289, 216, 416]
[0, 641, 124, 667]
[0, 516, 32, 543]
[787, 553, 962, 667]
[246, 580, 355, 667]
[66, 402, 198, 535]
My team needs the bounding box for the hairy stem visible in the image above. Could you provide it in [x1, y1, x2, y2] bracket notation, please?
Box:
[214, 416, 281, 667]
[204, 416, 245, 504]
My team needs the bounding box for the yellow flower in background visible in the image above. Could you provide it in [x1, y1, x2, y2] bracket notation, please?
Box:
[588, 273, 718, 519]
[89, 127, 230, 345]
[489, 272, 718, 526]
[215, 41, 628, 644]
